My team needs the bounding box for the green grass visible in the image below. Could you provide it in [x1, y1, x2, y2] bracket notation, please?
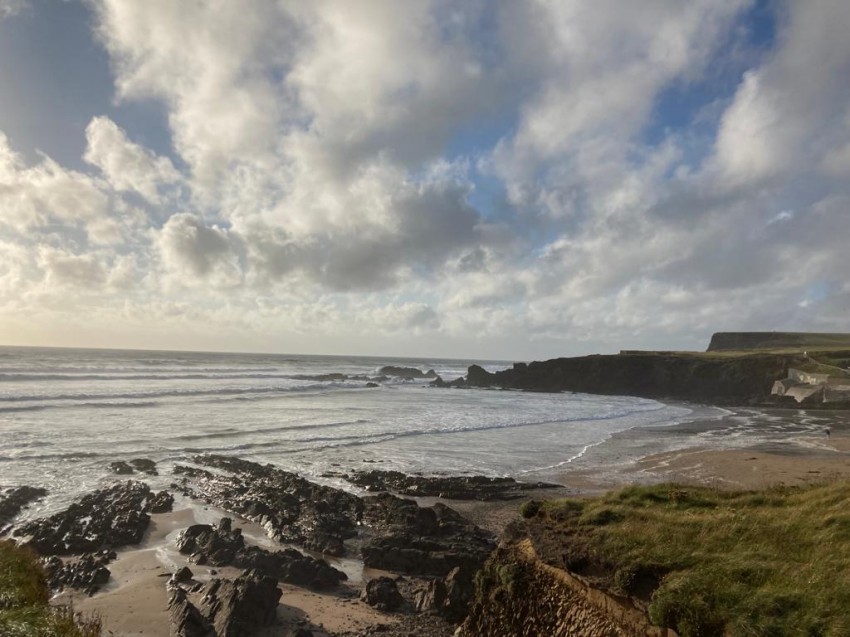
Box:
[533, 482, 850, 637]
[0, 541, 101, 637]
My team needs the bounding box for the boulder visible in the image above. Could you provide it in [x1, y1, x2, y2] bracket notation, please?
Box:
[361, 576, 404, 612]
[109, 461, 135, 475]
[149, 490, 175, 513]
[199, 570, 281, 637]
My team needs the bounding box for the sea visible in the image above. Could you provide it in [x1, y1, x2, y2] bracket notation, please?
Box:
[0, 346, 838, 521]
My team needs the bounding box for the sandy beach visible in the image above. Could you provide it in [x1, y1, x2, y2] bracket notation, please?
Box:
[47, 406, 850, 636]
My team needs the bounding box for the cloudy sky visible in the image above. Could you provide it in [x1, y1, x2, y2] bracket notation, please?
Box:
[0, 0, 848, 360]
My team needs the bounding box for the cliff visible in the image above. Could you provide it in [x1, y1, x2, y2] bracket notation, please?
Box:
[465, 351, 804, 405]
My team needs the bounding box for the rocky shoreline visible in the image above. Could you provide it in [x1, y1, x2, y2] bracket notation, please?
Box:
[1, 455, 560, 636]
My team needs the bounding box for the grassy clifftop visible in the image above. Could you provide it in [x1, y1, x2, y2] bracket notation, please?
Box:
[513, 482, 850, 636]
[0, 541, 100, 637]
[708, 332, 850, 352]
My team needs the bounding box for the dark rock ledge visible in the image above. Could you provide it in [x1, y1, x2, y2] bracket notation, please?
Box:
[12, 480, 172, 594]
[0, 485, 48, 530]
[345, 469, 561, 501]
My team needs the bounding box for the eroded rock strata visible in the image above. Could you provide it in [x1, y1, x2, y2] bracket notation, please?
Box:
[361, 493, 495, 576]
[14, 481, 163, 555]
[168, 570, 282, 637]
[174, 455, 362, 556]
[176, 518, 347, 590]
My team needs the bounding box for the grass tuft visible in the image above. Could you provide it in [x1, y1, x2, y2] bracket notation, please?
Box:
[0, 541, 101, 637]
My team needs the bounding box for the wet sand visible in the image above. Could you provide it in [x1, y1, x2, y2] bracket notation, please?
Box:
[558, 407, 850, 492]
[60, 503, 398, 637]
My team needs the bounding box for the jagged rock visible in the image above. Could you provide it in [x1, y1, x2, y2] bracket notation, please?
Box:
[14, 481, 153, 555]
[42, 550, 115, 594]
[361, 577, 404, 612]
[150, 490, 175, 513]
[176, 519, 345, 590]
[175, 455, 493, 584]
[293, 629, 314, 637]
[173, 566, 194, 583]
[168, 587, 213, 637]
[0, 485, 47, 528]
[174, 455, 362, 557]
[465, 365, 493, 387]
[361, 495, 495, 577]
[109, 461, 135, 475]
[199, 570, 281, 637]
[130, 458, 159, 476]
[236, 546, 347, 590]
[176, 519, 245, 565]
[429, 376, 467, 389]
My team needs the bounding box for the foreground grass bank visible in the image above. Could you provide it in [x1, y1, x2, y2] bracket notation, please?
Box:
[0, 540, 100, 637]
[522, 481, 850, 636]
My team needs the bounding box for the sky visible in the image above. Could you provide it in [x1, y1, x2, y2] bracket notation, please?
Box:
[0, 0, 849, 360]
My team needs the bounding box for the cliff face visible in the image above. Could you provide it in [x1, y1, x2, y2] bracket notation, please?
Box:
[467, 352, 803, 405]
[459, 540, 673, 637]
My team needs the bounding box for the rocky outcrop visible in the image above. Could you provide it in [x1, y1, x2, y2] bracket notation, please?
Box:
[378, 366, 438, 379]
[198, 571, 282, 637]
[42, 550, 115, 595]
[459, 540, 673, 637]
[176, 518, 346, 590]
[0, 485, 47, 528]
[361, 493, 495, 576]
[150, 490, 175, 513]
[168, 587, 212, 637]
[464, 353, 802, 405]
[361, 576, 404, 611]
[345, 470, 559, 501]
[168, 570, 281, 637]
[14, 481, 162, 555]
[174, 456, 362, 557]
